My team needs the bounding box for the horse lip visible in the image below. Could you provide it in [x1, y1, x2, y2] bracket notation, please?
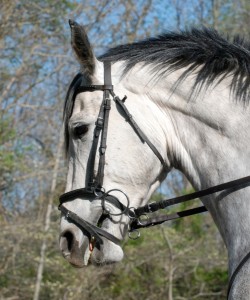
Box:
[65, 252, 89, 268]
[62, 252, 70, 259]
[69, 261, 85, 268]
[60, 235, 91, 267]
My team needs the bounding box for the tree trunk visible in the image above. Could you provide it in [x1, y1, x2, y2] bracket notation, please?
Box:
[33, 133, 63, 300]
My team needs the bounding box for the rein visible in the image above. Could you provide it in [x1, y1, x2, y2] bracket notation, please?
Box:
[59, 61, 250, 298]
[130, 175, 250, 231]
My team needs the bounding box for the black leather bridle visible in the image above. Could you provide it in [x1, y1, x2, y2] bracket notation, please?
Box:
[59, 61, 167, 248]
[59, 61, 250, 298]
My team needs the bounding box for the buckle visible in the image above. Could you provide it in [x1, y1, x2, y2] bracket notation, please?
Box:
[104, 99, 111, 109]
[128, 229, 140, 240]
[146, 201, 156, 213]
[93, 187, 105, 197]
[95, 117, 103, 128]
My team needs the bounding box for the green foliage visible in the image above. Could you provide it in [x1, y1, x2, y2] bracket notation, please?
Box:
[173, 200, 205, 238]
[0, 116, 28, 189]
[0, 117, 17, 172]
[0, 274, 9, 288]
[197, 267, 228, 292]
[151, 189, 206, 238]
[0, 213, 227, 300]
[0, 117, 16, 142]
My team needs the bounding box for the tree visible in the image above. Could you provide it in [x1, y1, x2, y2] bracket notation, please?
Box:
[1, 0, 249, 299]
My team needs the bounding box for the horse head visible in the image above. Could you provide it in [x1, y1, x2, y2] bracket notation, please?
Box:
[59, 20, 170, 267]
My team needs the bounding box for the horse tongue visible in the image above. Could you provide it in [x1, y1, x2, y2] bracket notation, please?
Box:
[89, 242, 94, 252]
[89, 237, 95, 252]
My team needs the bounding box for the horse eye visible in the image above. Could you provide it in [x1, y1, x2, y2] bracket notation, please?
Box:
[74, 124, 88, 138]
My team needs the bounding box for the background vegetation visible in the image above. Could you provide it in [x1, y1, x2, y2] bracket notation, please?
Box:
[1, 0, 250, 299]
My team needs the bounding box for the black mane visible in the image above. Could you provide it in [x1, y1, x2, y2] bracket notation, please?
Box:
[99, 27, 250, 102]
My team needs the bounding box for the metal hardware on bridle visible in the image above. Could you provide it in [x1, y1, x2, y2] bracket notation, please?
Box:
[59, 60, 250, 298]
[128, 229, 141, 240]
[128, 175, 250, 298]
[137, 214, 150, 226]
[101, 189, 131, 217]
[94, 187, 105, 197]
[129, 175, 250, 232]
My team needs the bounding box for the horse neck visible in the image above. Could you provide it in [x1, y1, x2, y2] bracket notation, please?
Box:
[151, 72, 250, 281]
[115, 63, 250, 295]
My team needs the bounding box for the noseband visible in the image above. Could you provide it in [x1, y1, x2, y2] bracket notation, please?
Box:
[59, 61, 250, 298]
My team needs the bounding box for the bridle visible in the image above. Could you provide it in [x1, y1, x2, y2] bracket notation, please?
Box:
[59, 61, 167, 245]
[59, 61, 164, 244]
[59, 61, 250, 298]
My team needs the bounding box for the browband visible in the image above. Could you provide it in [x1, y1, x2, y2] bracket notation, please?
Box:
[76, 85, 113, 93]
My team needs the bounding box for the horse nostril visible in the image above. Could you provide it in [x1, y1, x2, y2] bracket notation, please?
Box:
[60, 230, 74, 253]
[59, 229, 87, 267]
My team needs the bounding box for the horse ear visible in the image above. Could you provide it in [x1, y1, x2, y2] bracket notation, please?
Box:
[69, 19, 95, 79]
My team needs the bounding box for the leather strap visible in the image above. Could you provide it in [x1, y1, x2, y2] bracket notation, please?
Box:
[59, 205, 120, 247]
[95, 98, 111, 187]
[134, 175, 250, 218]
[59, 188, 94, 204]
[96, 62, 112, 185]
[111, 92, 166, 167]
[76, 85, 113, 93]
[130, 206, 207, 230]
[59, 187, 132, 215]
